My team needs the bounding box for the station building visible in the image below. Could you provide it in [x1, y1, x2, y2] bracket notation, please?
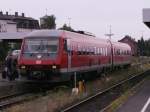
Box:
[119, 36, 138, 56]
[0, 11, 40, 43]
[0, 11, 39, 33]
[0, 11, 40, 54]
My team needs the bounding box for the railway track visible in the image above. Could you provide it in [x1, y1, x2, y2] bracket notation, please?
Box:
[0, 81, 70, 110]
[0, 92, 30, 109]
[61, 70, 150, 112]
[0, 85, 49, 110]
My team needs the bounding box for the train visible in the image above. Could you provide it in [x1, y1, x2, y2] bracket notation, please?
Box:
[17, 30, 132, 82]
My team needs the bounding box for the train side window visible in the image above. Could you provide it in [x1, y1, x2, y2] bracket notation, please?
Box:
[120, 50, 122, 55]
[102, 48, 104, 56]
[125, 50, 127, 55]
[116, 49, 120, 55]
[77, 51, 81, 55]
[103, 48, 105, 56]
[94, 47, 96, 55]
[100, 48, 102, 55]
[104, 48, 106, 56]
[87, 48, 90, 55]
[106, 48, 107, 56]
[77, 44, 81, 55]
[99, 48, 102, 55]
[71, 51, 73, 55]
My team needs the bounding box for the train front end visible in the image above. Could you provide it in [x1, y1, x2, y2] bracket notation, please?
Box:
[18, 30, 63, 81]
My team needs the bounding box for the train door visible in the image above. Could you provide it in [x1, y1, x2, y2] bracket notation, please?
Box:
[67, 39, 72, 72]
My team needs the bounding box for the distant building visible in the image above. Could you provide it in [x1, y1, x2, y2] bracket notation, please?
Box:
[119, 36, 138, 56]
[40, 15, 56, 29]
[40, 15, 47, 26]
[0, 11, 39, 33]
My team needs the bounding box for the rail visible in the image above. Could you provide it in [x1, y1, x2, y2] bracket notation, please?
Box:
[0, 92, 29, 109]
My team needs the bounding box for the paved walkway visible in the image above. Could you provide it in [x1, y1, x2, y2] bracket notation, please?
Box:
[116, 78, 150, 112]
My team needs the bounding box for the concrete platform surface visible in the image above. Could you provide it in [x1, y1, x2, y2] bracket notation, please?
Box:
[116, 77, 150, 112]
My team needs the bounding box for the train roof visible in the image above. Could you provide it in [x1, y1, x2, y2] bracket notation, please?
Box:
[25, 30, 131, 50]
[25, 30, 63, 37]
[25, 29, 108, 42]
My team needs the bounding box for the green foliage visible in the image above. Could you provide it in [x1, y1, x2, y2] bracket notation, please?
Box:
[40, 15, 56, 29]
[138, 37, 150, 56]
[0, 42, 9, 61]
[58, 24, 74, 31]
[0, 42, 21, 62]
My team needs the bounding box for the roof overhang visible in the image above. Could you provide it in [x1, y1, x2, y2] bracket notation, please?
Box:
[0, 32, 29, 42]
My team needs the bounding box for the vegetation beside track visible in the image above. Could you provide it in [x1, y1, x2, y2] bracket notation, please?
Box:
[4, 61, 150, 112]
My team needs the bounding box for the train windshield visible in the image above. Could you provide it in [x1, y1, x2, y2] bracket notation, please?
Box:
[23, 38, 59, 54]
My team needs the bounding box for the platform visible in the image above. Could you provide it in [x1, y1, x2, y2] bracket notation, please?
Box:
[116, 77, 150, 112]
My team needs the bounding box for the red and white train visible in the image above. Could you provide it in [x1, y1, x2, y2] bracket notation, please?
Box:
[18, 30, 131, 82]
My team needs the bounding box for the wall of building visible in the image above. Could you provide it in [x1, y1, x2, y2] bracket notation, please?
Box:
[0, 20, 7, 32]
[6, 23, 17, 32]
[119, 37, 138, 56]
[0, 20, 17, 32]
[0, 11, 39, 33]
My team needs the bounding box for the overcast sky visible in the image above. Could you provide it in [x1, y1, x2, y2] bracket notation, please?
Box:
[0, 0, 150, 41]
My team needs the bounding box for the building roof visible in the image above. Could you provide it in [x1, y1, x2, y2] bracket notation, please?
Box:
[118, 36, 137, 44]
[0, 11, 40, 29]
[0, 12, 36, 21]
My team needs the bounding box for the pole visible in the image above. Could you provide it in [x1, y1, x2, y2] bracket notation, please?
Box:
[105, 25, 114, 70]
[105, 25, 114, 40]
[74, 72, 77, 88]
[45, 8, 48, 16]
[68, 18, 71, 27]
[109, 25, 112, 40]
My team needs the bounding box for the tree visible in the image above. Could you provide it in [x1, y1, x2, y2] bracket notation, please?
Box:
[137, 37, 150, 56]
[40, 15, 56, 29]
[58, 24, 74, 31]
[0, 42, 9, 61]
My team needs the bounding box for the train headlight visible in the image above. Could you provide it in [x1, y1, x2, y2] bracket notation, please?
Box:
[21, 66, 26, 69]
[52, 65, 57, 69]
